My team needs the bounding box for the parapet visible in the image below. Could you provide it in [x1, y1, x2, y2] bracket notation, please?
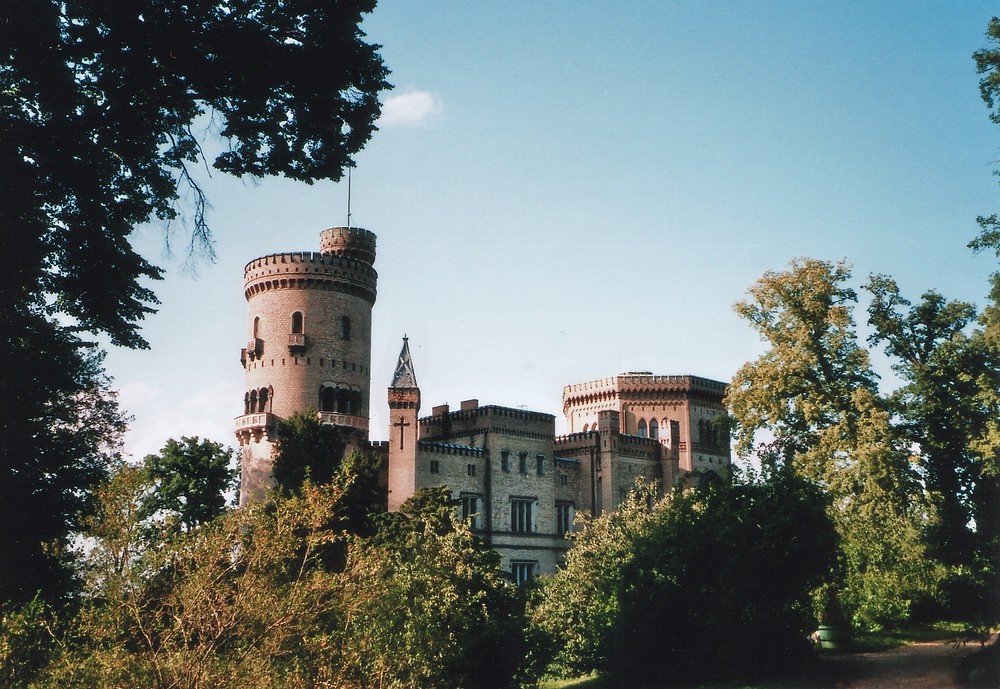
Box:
[319, 226, 377, 265]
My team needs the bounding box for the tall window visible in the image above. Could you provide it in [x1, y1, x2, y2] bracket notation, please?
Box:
[510, 498, 534, 533]
[252, 316, 260, 339]
[556, 501, 574, 536]
[257, 387, 269, 413]
[638, 419, 647, 438]
[536, 454, 545, 475]
[467, 463, 476, 477]
[649, 418, 658, 439]
[291, 311, 304, 334]
[511, 561, 535, 585]
[244, 392, 250, 415]
[462, 494, 481, 530]
[319, 386, 336, 412]
[249, 389, 258, 412]
[518, 451, 527, 474]
[501, 449, 510, 472]
[430, 460, 440, 474]
[339, 315, 351, 339]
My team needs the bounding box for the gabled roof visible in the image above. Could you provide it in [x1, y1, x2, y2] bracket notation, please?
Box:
[390, 336, 418, 388]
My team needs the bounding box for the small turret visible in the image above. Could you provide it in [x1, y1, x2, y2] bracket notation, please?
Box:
[387, 336, 421, 511]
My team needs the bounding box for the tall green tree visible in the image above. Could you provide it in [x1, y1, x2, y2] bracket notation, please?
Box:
[1, 0, 390, 348]
[727, 259, 932, 627]
[0, 318, 126, 606]
[0, 1, 389, 605]
[140, 436, 237, 533]
[530, 473, 836, 687]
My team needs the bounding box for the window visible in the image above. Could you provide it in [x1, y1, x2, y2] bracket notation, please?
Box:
[319, 386, 336, 412]
[244, 392, 250, 415]
[511, 561, 535, 585]
[339, 316, 351, 339]
[249, 389, 258, 412]
[501, 449, 510, 472]
[649, 418, 658, 439]
[462, 494, 481, 529]
[536, 454, 545, 475]
[556, 501, 575, 536]
[291, 311, 304, 334]
[467, 463, 476, 477]
[518, 451, 527, 474]
[430, 460, 440, 474]
[257, 387, 269, 413]
[638, 419, 647, 438]
[253, 316, 260, 339]
[510, 498, 534, 533]
[560, 473, 568, 486]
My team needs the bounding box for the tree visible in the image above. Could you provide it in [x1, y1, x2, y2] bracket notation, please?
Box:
[1, 0, 390, 348]
[727, 259, 933, 627]
[140, 436, 237, 533]
[42, 478, 351, 689]
[530, 474, 837, 687]
[339, 487, 533, 689]
[272, 412, 349, 492]
[0, 317, 126, 606]
[0, 1, 389, 606]
[528, 481, 661, 678]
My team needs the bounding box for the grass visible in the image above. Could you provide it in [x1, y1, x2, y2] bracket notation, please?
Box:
[850, 621, 983, 652]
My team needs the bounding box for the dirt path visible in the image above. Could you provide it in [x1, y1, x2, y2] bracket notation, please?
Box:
[812, 638, 993, 689]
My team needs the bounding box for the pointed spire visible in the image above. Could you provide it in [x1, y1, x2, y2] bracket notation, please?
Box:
[391, 336, 418, 388]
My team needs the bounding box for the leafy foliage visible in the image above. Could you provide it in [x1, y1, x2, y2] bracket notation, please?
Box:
[0, 0, 389, 609]
[727, 259, 935, 628]
[1, 0, 390, 347]
[140, 436, 237, 533]
[531, 473, 836, 687]
[272, 411, 349, 491]
[338, 487, 533, 689]
[0, 315, 126, 606]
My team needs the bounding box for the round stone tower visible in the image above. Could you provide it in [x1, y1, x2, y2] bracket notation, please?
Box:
[236, 227, 377, 504]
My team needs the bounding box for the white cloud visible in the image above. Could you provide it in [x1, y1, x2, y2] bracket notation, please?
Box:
[378, 90, 442, 126]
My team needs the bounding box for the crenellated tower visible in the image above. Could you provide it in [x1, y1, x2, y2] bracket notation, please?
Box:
[236, 227, 378, 504]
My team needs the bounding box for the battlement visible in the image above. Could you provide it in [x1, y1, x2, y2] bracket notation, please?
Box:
[563, 373, 727, 409]
[243, 250, 378, 304]
[319, 226, 377, 265]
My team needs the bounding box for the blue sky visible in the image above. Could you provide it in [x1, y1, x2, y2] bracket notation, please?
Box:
[105, 1, 1000, 460]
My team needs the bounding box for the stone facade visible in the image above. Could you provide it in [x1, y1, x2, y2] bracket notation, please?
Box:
[236, 227, 378, 504]
[386, 342, 731, 578]
[238, 227, 731, 577]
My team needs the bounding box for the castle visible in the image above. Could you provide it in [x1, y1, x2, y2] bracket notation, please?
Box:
[236, 228, 730, 578]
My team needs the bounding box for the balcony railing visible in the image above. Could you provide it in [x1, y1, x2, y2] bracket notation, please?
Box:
[316, 411, 369, 432]
[288, 333, 306, 352]
[235, 412, 274, 431]
[247, 338, 263, 359]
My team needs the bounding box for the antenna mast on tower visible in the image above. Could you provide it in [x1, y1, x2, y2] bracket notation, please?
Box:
[346, 167, 352, 228]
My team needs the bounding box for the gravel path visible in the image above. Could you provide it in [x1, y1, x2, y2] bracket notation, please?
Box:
[813, 638, 994, 689]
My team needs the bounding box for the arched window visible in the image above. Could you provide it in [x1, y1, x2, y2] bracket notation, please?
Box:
[698, 419, 706, 442]
[649, 419, 658, 439]
[582, 423, 589, 433]
[253, 316, 260, 339]
[244, 392, 250, 415]
[291, 311, 304, 334]
[637, 419, 647, 438]
[320, 386, 336, 412]
[249, 389, 258, 413]
[257, 387, 269, 413]
[339, 315, 351, 340]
